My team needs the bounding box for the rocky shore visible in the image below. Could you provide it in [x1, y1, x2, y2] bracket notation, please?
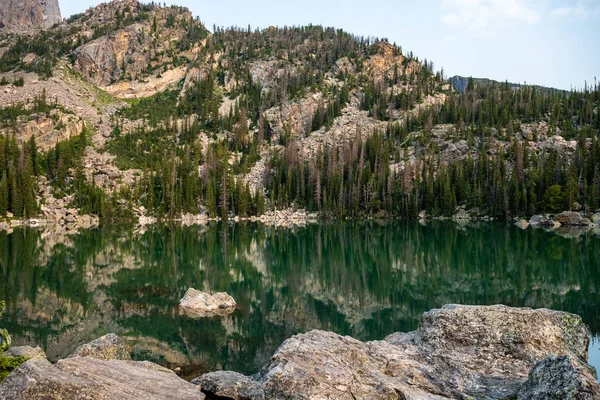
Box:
[1, 304, 598, 399]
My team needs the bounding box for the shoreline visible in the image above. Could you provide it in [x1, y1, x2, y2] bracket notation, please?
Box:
[1, 304, 598, 399]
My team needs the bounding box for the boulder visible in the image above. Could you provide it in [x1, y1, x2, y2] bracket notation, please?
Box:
[179, 288, 236, 318]
[591, 213, 600, 224]
[193, 305, 595, 400]
[529, 214, 561, 228]
[0, 357, 205, 400]
[4, 346, 46, 360]
[68, 333, 131, 361]
[192, 371, 265, 400]
[553, 211, 593, 227]
[517, 355, 599, 399]
[515, 219, 529, 229]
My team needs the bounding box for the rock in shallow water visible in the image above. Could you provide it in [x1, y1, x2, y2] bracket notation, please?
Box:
[194, 304, 598, 400]
[179, 288, 236, 318]
[68, 333, 130, 361]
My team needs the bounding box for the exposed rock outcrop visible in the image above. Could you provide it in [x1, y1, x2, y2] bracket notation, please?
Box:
[179, 288, 237, 318]
[0, 0, 61, 31]
[194, 304, 598, 400]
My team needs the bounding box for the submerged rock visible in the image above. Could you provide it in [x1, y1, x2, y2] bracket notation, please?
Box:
[179, 288, 236, 318]
[68, 333, 131, 361]
[193, 304, 597, 400]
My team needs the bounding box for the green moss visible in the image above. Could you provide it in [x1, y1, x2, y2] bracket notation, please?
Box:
[0, 355, 28, 383]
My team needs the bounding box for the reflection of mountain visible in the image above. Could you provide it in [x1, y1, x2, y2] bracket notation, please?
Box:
[0, 222, 599, 376]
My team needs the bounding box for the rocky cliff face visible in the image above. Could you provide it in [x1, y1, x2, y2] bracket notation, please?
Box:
[0, 0, 61, 31]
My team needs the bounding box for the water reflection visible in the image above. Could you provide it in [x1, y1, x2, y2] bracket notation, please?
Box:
[0, 222, 599, 379]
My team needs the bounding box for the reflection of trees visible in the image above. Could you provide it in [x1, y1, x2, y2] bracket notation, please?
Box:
[0, 222, 598, 376]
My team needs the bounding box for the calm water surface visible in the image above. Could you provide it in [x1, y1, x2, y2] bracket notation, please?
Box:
[1, 222, 599, 380]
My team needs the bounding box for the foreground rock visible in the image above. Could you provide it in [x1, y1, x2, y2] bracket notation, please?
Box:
[0, 357, 205, 400]
[196, 304, 599, 400]
[0, 334, 204, 400]
[179, 288, 237, 318]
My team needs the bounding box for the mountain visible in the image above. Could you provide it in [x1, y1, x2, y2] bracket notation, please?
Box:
[0, 0, 61, 31]
[0, 0, 598, 227]
[449, 75, 565, 94]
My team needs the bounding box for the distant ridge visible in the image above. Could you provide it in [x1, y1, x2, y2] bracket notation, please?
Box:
[449, 75, 566, 94]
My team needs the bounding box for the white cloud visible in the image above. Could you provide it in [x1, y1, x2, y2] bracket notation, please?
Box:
[441, 0, 541, 38]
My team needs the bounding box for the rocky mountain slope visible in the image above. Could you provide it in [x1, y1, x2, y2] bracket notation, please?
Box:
[0, 0, 598, 228]
[0, 0, 61, 31]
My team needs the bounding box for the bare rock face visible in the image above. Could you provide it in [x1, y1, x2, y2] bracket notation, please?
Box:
[517, 355, 600, 400]
[179, 288, 237, 318]
[68, 333, 131, 361]
[0, 0, 61, 31]
[194, 304, 597, 400]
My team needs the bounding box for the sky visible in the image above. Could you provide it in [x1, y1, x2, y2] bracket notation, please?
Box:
[59, 0, 599, 90]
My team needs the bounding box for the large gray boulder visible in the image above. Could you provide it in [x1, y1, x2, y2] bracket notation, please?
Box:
[68, 333, 131, 361]
[193, 304, 596, 400]
[553, 211, 593, 227]
[0, 357, 205, 400]
[179, 288, 237, 318]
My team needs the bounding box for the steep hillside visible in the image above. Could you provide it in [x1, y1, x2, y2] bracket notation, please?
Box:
[0, 0, 598, 228]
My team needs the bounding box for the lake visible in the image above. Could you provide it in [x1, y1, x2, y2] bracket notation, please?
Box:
[0, 221, 599, 380]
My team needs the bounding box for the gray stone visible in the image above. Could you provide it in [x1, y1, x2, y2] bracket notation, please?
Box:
[0, 357, 205, 400]
[529, 214, 561, 228]
[193, 371, 265, 400]
[68, 333, 131, 361]
[517, 355, 599, 399]
[179, 288, 236, 318]
[553, 211, 593, 227]
[4, 346, 46, 360]
[191, 305, 593, 400]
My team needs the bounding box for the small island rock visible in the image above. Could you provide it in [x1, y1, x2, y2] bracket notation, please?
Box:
[179, 288, 236, 317]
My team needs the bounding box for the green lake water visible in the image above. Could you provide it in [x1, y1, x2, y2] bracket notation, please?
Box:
[0, 222, 599, 380]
